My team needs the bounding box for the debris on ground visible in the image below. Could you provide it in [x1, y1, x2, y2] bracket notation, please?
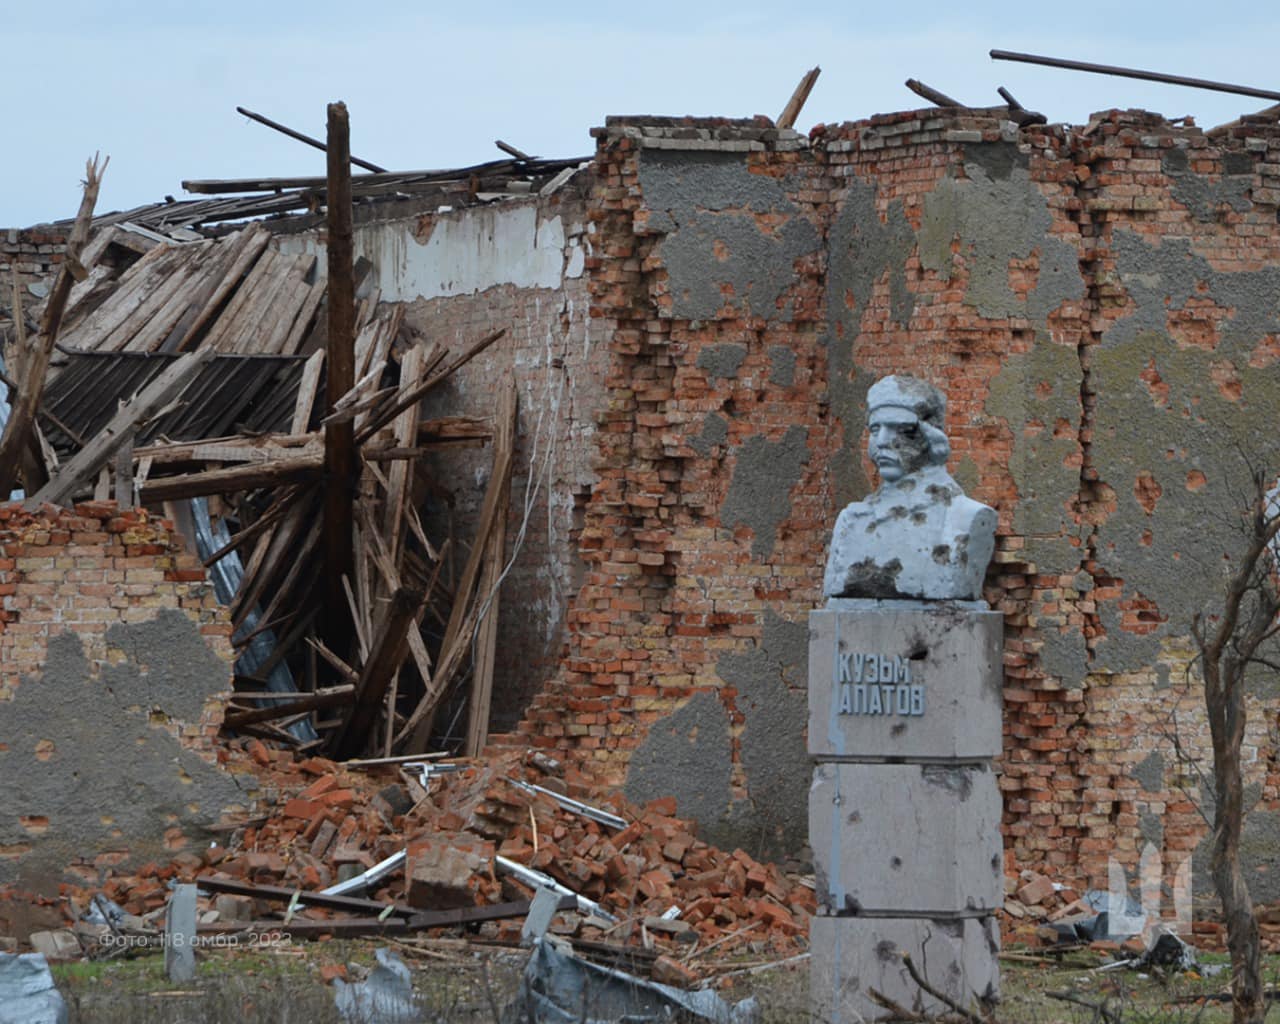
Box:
[506, 936, 760, 1024]
[333, 947, 418, 1024]
[41, 746, 812, 986]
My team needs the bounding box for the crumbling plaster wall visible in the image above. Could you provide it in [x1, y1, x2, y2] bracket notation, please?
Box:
[515, 109, 1280, 893]
[511, 119, 832, 861]
[0, 502, 251, 893]
[284, 188, 605, 729]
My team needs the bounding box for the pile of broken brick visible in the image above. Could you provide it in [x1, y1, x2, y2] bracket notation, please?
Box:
[998, 867, 1280, 956]
[53, 743, 814, 987]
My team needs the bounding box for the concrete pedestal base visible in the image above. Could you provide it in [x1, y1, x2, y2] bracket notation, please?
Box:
[808, 600, 1004, 1024]
[810, 914, 1000, 1023]
[809, 761, 1003, 915]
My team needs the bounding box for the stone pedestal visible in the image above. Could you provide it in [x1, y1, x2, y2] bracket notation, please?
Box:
[811, 915, 1001, 1021]
[809, 600, 1003, 1022]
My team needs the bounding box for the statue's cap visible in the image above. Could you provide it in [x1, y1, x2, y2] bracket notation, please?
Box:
[866, 375, 946, 426]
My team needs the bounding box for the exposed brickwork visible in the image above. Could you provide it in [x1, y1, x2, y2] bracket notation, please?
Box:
[501, 108, 1280, 895]
[0, 499, 231, 731]
[0, 226, 66, 312]
[0, 500, 240, 888]
[8, 107, 1280, 898]
[394, 192, 607, 731]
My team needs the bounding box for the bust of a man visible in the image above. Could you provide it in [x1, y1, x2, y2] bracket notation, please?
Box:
[823, 375, 997, 602]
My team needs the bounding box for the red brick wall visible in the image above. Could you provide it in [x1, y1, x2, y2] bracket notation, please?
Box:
[504, 109, 1280, 894]
[0, 227, 66, 311]
[0, 500, 231, 718]
[0, 501, 242, 890]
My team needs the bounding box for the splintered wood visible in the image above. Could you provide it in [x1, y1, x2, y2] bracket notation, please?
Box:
[13, 217, 514, 760]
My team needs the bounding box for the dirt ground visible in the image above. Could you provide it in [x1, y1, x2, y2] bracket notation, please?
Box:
[44, 938, 1280, 1023]
[49, 939, 813, 1023]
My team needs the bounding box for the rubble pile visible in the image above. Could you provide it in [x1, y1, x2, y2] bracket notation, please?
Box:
[60, 744, 814, 979]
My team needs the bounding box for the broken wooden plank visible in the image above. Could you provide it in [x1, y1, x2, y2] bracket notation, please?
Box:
[173, 225, 272, 351]
[196, 917, 415, 938]
[200, 244, 279, 353]
[113, 431, 133, 508]
[137, 451, 323, 502]
[196, 898, 545, 937]
[777, 66, 821, 130]
[196, 875, 413, 917]
[55, 242, 176, 352]
[355, 328, 506, 445]
[26, 346, 214, 508]
[0, 155, 106, 496]
[322, 100, 358, 657]
[334, 584, 428, 759]
[306, 636, 359, 684]
[134, 432, 320, 466]
[289, 349, 326, 434]
[223, 685, 355, 728]
[279, 276, 326, 356]
[107, 244, 215, 352]
[465, 377, 517, 756]
[398, 380, 516, 753]
[382, 342, 426, 567]
[119, 240, 222, 352]
[905, 78, 963, 107]
[178, 156, 585, 195]
[247, 532, 322, 655]
[234, 492, 317, 628]
[234, 106, 389, 174]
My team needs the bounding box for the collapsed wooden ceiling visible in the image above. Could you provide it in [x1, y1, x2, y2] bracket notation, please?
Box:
[3, 137, 568, 760]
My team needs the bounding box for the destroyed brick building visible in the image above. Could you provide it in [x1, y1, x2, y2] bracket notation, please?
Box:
[3, 95, 1280, 924]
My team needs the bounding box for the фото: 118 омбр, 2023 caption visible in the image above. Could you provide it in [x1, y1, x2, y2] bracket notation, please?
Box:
[99, 930, 292, 949]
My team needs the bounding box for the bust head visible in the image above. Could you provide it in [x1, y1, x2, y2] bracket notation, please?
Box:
[865, 375, 950, 483]
[825, 374, 996, 601]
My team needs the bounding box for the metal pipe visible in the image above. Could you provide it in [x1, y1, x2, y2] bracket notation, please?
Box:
[320, 849, 407, 896]
[989, 50, 1280, 103]
[236, 106, 388, 174]
[505, 777, 628, 831]
[494, 856, 617, 922]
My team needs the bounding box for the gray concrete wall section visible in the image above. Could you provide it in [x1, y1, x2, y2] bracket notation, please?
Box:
[808, 604, 1004, 760]
[824, 180, 909, 508]
[919, 145, 1082, 323]
[1088, 229, 1280, 676]
[0, 612, 248, 890]
[623, 690, 733, 834]
[767, 345, 796, 387]
[810, 762, 1003, 915]
[923, 144, 1087, 596]
[689, 412, 728, 457]
[695, 343, 747, 380]
[1194, 781, 1280, 905]
[811, 914, 1000, 1022]
[985, 339, 1088, 577]
[637, 151, 820, 321]
[716, 609, 810, 860]
[624, 611, 810, 860]
[1161, 147, 1253, 222]
[719, 424, 810, 559]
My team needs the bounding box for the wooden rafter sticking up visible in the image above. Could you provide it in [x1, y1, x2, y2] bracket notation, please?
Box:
[0, 155, 107, 496]
[777, 67, 821, 131]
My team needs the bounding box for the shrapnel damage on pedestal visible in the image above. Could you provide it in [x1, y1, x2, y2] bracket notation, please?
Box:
[810, 375, 1004, 1022]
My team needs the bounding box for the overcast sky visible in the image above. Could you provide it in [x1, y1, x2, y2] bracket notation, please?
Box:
[6, 1, 1279, 226]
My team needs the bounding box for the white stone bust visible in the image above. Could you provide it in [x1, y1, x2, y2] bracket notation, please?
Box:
[823, 375, 997, 602]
